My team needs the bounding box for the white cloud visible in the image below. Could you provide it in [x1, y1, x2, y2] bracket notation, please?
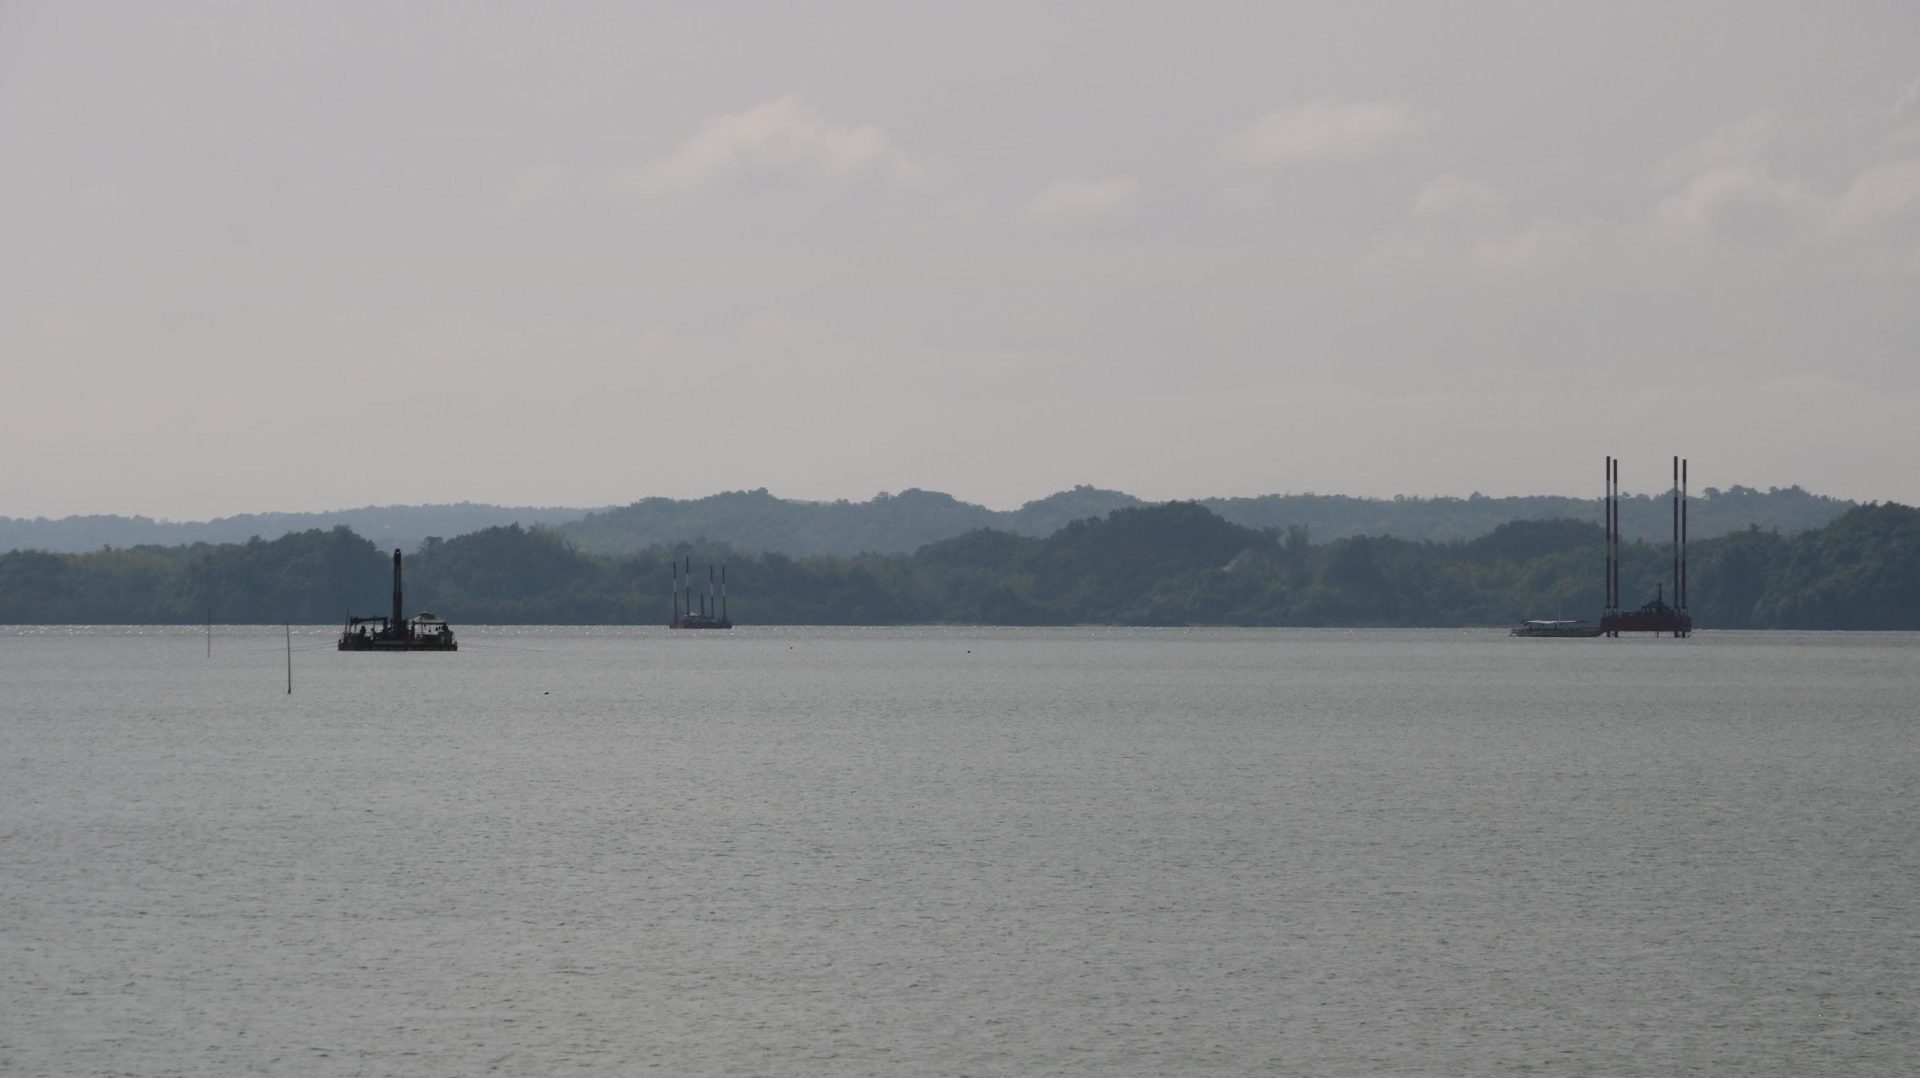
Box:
[1833, 159, 1920, 231]
[1657, 112, 1780, 185]
[1373, 176, 1588, 274]
[1223, 100, 1417, 167]
[1407, 175, 1508, 231]
[1651, 111, 1918, 247]
[1022, 175, 1140, 225]
[1653, 166, 1818, 240]
[648, 97, 926, 192]
[1888, 78, 1920, 148]
[1474, 217, 1591, 271]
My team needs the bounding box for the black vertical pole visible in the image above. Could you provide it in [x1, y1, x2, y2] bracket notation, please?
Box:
[391, 549, 404, 637]
[1681, 458, 1689, 613]
[1604, 456, 1613, 617]
[1671, 456, 1680, 614]
[1610, 457, 1620, 632]
[286, 624, 292, 694]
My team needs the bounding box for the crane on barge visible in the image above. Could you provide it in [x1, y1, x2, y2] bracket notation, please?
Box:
[337, 549, 458, 651]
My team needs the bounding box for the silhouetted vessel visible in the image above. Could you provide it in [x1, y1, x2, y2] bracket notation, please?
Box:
[1601, 586, 1692, 638]
[670, 556, 732, 629]
[338, 549, 458, 651]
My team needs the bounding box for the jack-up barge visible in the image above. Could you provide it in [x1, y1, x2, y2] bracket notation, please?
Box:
[670, 556, 732, 629]
[1513, 455, 1693, 639]
[1598, 455, 1693, 638]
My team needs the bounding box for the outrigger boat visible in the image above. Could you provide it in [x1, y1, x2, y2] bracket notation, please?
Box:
[1510, 618, 1605, 638]
[338, 549, 457, 651]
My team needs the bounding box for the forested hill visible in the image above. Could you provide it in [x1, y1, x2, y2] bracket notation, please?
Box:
[557, 483, 1849, 555]
[3, 501, 1914, 629]
[3, 483, 1849, 557]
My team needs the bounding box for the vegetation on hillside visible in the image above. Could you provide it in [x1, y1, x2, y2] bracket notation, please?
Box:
[2, 502, 1914, 629]
[3, 483, 1854, 557]
[557, 483, 1853, 556]
[0, 502, 593, 555]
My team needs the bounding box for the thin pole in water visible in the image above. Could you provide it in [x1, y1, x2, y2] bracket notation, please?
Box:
[207, 609, 212, 658]
[286, 624, 292, 694]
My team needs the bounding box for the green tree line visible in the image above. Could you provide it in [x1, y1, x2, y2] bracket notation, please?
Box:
[1, 502, 1915, 629]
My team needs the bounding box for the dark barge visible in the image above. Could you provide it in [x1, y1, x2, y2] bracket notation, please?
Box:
[338, 549, 458, 651]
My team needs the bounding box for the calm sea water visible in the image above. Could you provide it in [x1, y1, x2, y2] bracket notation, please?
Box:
[2, 626, 1916, 1076]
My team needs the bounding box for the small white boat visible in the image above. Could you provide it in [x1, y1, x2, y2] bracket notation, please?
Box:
[1510, 619, 1604, 638]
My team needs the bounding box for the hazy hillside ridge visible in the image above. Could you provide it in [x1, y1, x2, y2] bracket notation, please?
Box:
[557, 483, 1850, 555]
[3, 500, 1912, 630]
[0, 502, 599, 554]
[2, 484, 1852, 557]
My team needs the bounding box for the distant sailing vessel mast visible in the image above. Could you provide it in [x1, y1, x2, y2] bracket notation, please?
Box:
[670, 555, 732, 629]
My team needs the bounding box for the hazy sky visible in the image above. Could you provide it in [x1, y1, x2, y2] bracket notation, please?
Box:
[4, 2, 1917, 519]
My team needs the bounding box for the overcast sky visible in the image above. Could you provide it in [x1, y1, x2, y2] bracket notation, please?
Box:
[4, 2, 1917, 519]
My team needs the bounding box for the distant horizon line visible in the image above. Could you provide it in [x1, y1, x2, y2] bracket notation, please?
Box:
[1, 480, 1857, 527]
